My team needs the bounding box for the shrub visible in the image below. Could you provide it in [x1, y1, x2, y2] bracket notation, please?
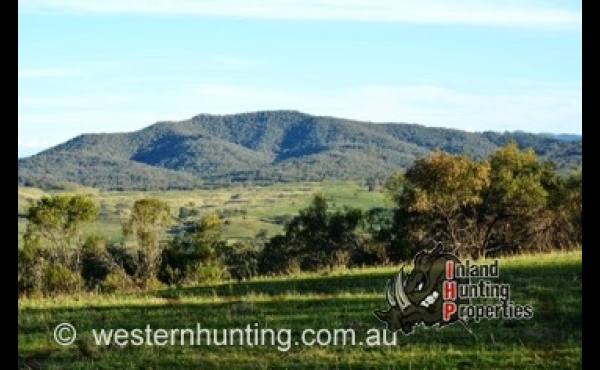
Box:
[18, 244, 47, 297]
[194, 263, 223, 284]
[80, 236, 113, 290]
[100, 271, 136, 294]
[42, 265, 83, 297]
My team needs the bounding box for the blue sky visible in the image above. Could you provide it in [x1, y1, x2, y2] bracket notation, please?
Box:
[18, 1, 582, 158]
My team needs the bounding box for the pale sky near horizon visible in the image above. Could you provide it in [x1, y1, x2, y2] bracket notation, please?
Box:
[18, 0, 582, 158]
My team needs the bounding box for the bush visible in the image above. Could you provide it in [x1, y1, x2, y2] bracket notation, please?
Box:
[106, 244, 140, 278]
[80, 236, 113, 290]
[194, 264, 223, 284]
[257, 235, 297, 276]
[143, 276, 166, 291]
[100, 271, 136, 294]
[221, 242, 259, 282]
[18, 244, 47, 297]
[42, 265, 83, 297]
[160, 261, 223, 286]
[19, 244, 82, 297]
[159, 212, 226, 286]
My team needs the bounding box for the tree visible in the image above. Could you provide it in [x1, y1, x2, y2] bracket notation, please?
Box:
[269, 195, 366, 271]
[479, 142, 550, 256]
[402, 151, 490, 216]
[565, 168, 583, 243]
[160, 212, 226, 285]
[24, 194, 98, 266]
[123, 198, 172, 285]
[539, 167, 582, 249]
[221, 241, 259, 282]
[20, 194, 97, 296]
[392, 151, 491, 257]
[258, 234, 298, 276]
[385, 142, 568, 259]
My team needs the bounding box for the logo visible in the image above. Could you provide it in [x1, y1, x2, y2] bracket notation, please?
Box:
[373, 243, 534, 335]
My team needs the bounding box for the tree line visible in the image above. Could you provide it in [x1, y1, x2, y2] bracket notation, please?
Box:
[18, 142, 582, 298]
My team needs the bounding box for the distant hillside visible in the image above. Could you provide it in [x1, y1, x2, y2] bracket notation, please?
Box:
[18, 110, 582, 190]
[539, 133, 582, 142]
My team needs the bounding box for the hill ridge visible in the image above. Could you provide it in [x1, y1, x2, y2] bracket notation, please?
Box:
[18, 110, 582, 190]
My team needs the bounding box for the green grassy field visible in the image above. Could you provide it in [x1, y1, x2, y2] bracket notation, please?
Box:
[18, 250, 582, 369]
[18, 181, 390, 247]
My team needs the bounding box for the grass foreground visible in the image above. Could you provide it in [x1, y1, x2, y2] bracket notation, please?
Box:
[18, 250, 581, 369]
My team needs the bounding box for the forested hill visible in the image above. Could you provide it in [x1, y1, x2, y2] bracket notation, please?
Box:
[18, 110, 582, 190]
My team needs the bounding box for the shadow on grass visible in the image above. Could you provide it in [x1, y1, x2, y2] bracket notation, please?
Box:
[160, 271, 396, 299]
[18, 257, 582, 369]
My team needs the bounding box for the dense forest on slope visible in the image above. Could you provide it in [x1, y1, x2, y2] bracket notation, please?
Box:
[18, 110, 582, 190]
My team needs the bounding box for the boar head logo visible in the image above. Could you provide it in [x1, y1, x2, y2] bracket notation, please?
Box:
[373, 243, 467, 334]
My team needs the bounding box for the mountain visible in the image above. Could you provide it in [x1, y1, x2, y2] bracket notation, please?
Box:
[539, 133, 582, 142]
[18, 110, 582, 190]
